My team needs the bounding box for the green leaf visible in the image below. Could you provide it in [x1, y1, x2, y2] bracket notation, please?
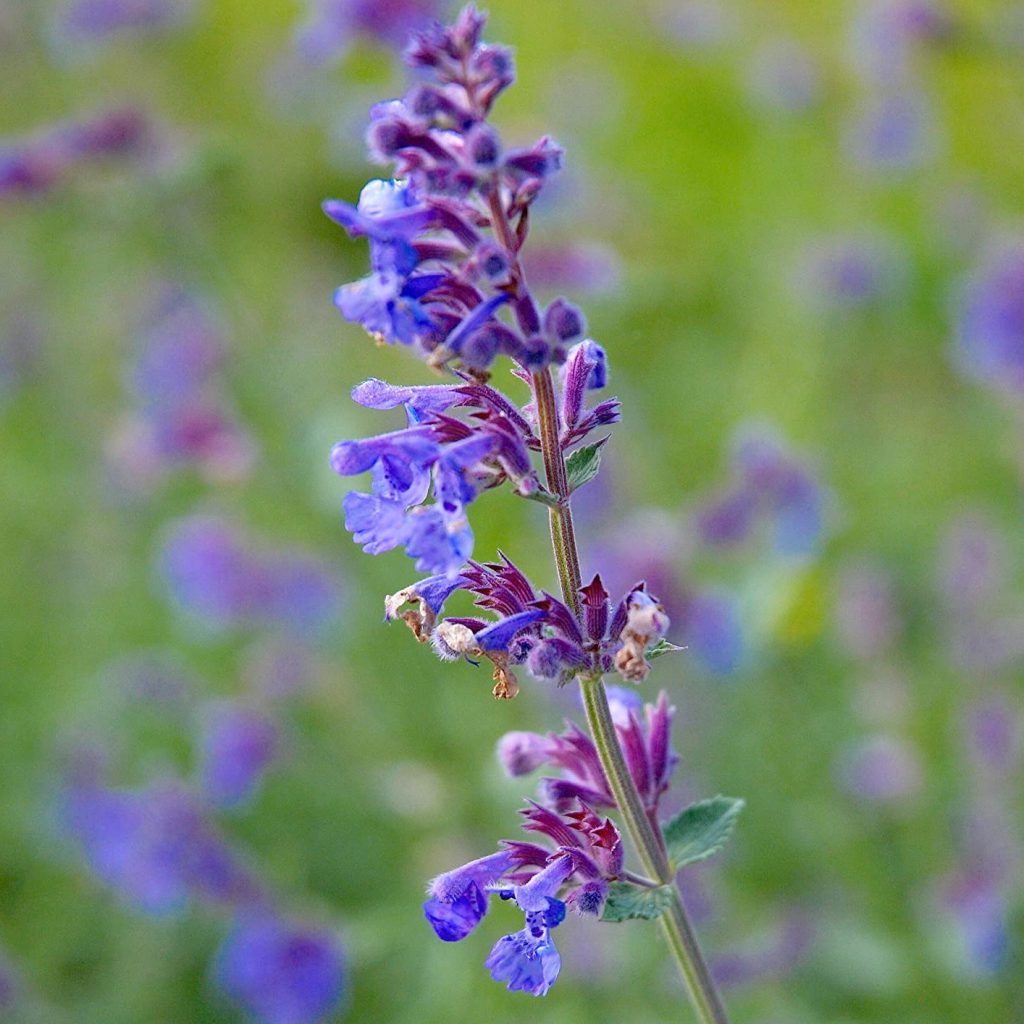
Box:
[663, 796, 745, 870]
[601, 881, 674, 922]
[648, 638, 685, 659]
[519, 485, 561, 509]
[565, 439, 607, 493]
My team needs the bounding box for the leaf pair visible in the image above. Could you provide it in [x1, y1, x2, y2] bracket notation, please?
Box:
[601, 797, 745, 923]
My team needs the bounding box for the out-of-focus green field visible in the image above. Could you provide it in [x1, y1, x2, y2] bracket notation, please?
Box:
[2, 1, 1023, 1022]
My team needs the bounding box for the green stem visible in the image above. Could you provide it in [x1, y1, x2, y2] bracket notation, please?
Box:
[531, 366, 731, 1024]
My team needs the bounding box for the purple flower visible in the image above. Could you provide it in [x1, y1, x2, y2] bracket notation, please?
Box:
[63, 774, 261, 913]
[936, 512, 1006, 610]
[833, 559, 902, 662]
[954, 240, 1024, 396]
[522, 242, 621, 295]
[1, 108, 150, 199]
[109, 285, 257, 491]
[498, 689, 678, 818]
[333, 381, 558, 576]
[943, 872, 1010, 975]
[159, 516, 261, 626]
[683, 590, 744, 676]
[965, 696, 1020, 777]
[836, 734, 923, 803]
[295, 0, 440, 65]
[200, 702, 280, 809]
[214, 912, 346, 1024]
[322, 8, 593, 376]
[847, 0, 953, 84]
[711, 912, 814, 989]
[423, 849, 515, 940]
[159, 515, 341, 634]
[0, 949, 18, 1012]
[730, 425, 827, 555]
[844, 89, 937, 174]
[484, 858, 571, 997]
[58, 0, 191, 40]
[425, 851, 574, 997]
[793, 233, 904, 310]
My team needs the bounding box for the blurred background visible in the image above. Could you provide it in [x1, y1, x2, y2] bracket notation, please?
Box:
[2, 0, 1024, 1021]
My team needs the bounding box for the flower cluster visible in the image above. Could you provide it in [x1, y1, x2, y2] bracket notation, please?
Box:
[385, 560, 669, 697]
[323, 6, 622, 578]
[333, 351, 615, 578]
[1, 107, 150, 198]
[323, 4, 589, 373]
[323, 6, 719, 1003]
[423, 688, 677, 995]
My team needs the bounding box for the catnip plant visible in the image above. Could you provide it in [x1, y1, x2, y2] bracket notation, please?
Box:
[324, 7, 742, 1018]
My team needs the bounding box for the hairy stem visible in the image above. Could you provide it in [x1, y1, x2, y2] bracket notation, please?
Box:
[531, 366, 730, 1024]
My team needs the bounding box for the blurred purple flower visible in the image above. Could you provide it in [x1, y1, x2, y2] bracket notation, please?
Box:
[63, 774, 261, 913]
[936, 512, 1007, 611]
[160, 516, 259, 626]
[214, 911, 346, 1024]
[159, 516, 342, 635]
[681, 589, 744, 676]
[965, 696, 1020, 777]
[836, 734, 923, 803]
[694, 488, 759, 548]
[711, 912, 815, 989]
[521, 242, 621, 295]
[109, 285, 257, 491]
[844, 89, 937, 173]
[1, 108, 150, 198]
[834, 559, 902, 662]
[296, 0, 440, 65]
[130, 286, 225, 402]
[0, 949, 18, 1012]
[793, 232, 905, 309]
[847, 0, 954, 84]
[242, 637, 322, 701]
[655, 0, 733, 51]
[747, 39, 820, 113]
[58, 0, 191, 39]
[953, 239, 1024, 397]
[200, 702, 280, 809]
[699, 425, 827, 557]
[943, 871, 1010, 975]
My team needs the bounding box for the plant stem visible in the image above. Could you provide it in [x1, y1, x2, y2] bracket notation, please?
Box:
[531, 366, 731, 1024]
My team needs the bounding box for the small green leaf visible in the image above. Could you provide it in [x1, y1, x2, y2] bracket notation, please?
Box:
[648, 638, 685, 659]
[519, 486, 561, 509]
[663, 797, 745, 870]
[600, 882, 674, 922]
[565, 439, 607, 493]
